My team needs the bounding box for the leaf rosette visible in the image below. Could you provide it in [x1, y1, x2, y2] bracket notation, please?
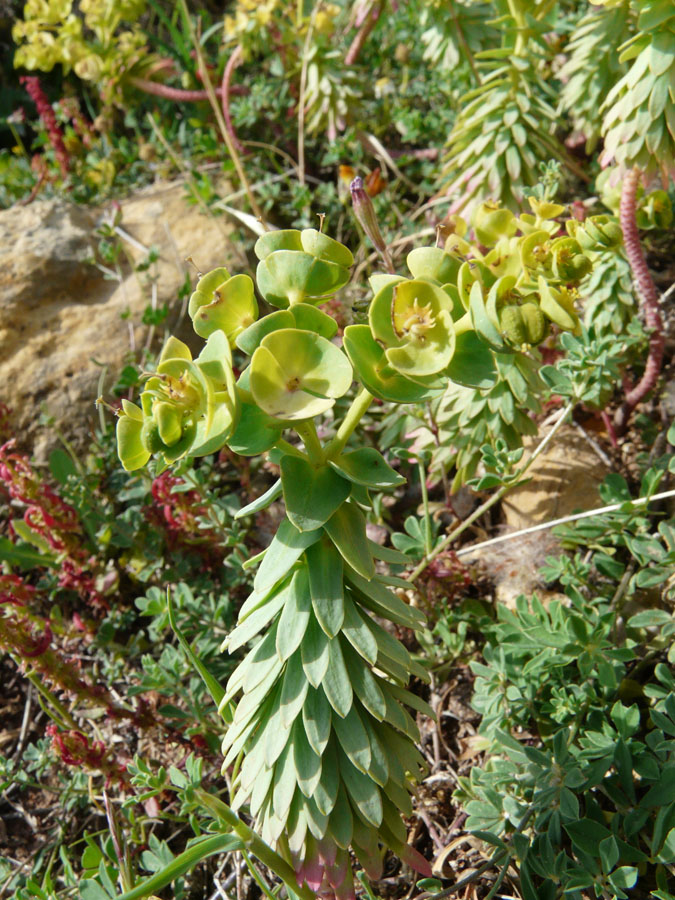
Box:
[116, 332, 239, 472]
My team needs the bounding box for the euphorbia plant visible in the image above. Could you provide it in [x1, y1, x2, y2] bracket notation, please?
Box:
[114, 207, 596, 899]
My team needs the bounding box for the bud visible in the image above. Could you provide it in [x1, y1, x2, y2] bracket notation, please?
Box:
[636, 190, 673, 230]
[350, 176, 387, 255]
[574, 215, 623, 252]
[550, 237, 592, 282]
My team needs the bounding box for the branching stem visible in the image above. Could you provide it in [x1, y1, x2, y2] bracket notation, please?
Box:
[294, 420, 325, 465]
[324, 388, 375, 459]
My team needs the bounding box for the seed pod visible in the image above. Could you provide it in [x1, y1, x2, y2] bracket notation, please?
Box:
[499, 305, 528, 346]
[520, 302, 548, 345]
[140, 420, 165, 455]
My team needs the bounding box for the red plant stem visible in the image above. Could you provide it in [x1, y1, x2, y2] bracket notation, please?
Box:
[601, 410, 618, 448]
[20, 76, 69, 177]
[221, 45, 245, 154]
[614, 167, 665, 434]
[129, 76, 246, 102]
[345, 0, 384, 66]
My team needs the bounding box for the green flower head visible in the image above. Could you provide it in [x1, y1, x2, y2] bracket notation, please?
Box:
[116, 332, 239, 472]
[249, 328, 353, 420]
[369, 278, 456, 378]
[254, 228, 353, 308]
[550, 237, 592, 282]
[188, 268, 258, 347]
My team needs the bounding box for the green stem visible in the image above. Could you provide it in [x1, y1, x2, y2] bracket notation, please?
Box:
[193, 790, 316, 900]
[506, 0, 528, 54]
[418, 459, 432, 558]
[25, 671, 77, 729]
[407, 401, 573, 583]
[179, 0, 265, 223]
[8, 122, 29, 158]
[242, 849, 278, 900]
[275, 438, 307, 460]
[324, 387, 374, 459]
[294, 421, 325, 465]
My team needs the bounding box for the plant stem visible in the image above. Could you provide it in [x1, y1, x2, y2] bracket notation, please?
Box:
[222, 45, 245, 154]
[275, 438, 307, 459]
[25, 672, 77, 730]
[179, 0, 265, 223]
[418, 458, 433, 557]
[241, 849, 277, 900]
[345, 0, 383, 67]
[614, 166, 665, 434]
[193, 790, 316, 900]
[294, 421, 325, 465]
[452, 489, 675, 560]
[324, 387, 374, 459]
[129, 76, 246, 102]
[407, 401, 573, 582]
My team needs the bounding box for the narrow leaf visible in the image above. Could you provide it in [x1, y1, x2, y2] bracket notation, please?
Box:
[307, 538, 345, 637]
[276, 567, 311, 661]
[323, 502, 375, 580]
[323, 637, 353, 718]
[254, 518, 321, 593]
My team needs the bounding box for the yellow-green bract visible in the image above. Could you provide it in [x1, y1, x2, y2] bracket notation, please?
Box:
[116, 332, 239, 472]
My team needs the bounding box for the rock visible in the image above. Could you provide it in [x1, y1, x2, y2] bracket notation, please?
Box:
[501, 424, 609, 531]
[490, 423, 610, 607]
[0, 180, 244, 460]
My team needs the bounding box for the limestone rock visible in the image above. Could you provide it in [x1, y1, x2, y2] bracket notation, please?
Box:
[0, 180, 243, 460]
[501, 424, 609, 531]
[490, 423, 610, 607]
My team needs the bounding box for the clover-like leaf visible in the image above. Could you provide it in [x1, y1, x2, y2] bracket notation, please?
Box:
[444, 331, 497, 389]
[254, 230, 304, 259]
[256, 251, 350, 308]
[406, 247, 461, 285]
[301, 228, 354, 268]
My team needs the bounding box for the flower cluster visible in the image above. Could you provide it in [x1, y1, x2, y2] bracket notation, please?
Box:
[47, 724, 129, 786]
[116, 333, 239, 473]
